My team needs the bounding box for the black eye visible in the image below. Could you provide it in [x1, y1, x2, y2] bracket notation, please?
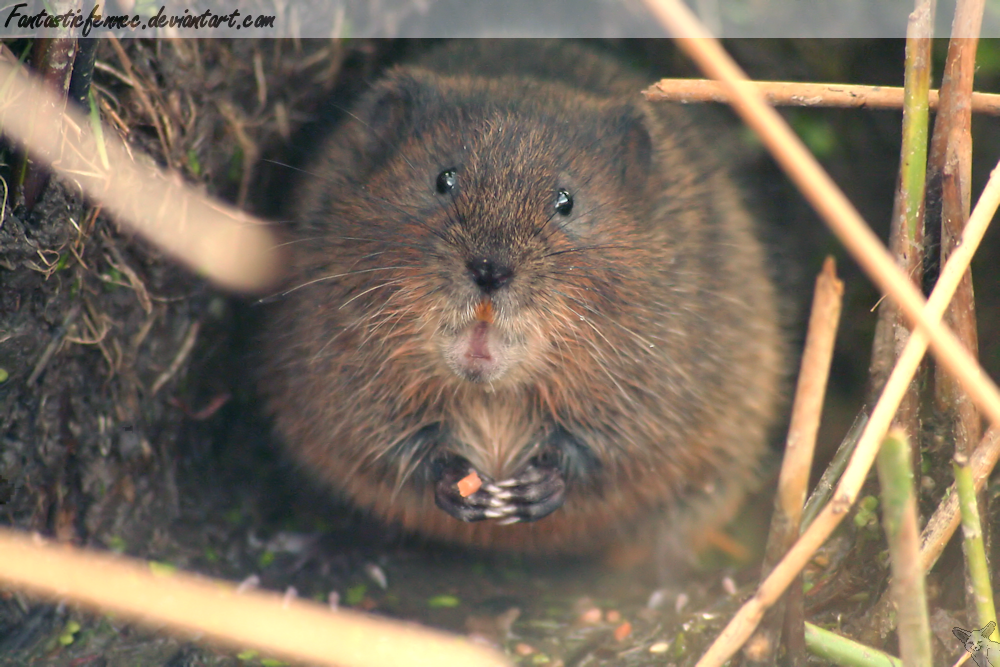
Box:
[554, 189, 573, 216]
[436, 169, 457, 194]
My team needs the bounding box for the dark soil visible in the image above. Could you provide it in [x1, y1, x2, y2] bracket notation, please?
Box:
[2, 38, 1000, 667]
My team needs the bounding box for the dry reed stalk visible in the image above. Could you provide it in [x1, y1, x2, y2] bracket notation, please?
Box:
[925, 0, 994, 638]
[0, 528, 510, 667]
[0, 58, 281, 293]
[669, 21, 988, 425]
[634, 1, 1000, 664]
[746, 258, 842, 666]
[643, 80, 1000, 116]
[930, 3, 982, 471]
[690, 150, 1000, 667]
[645, 28, 1000, 438]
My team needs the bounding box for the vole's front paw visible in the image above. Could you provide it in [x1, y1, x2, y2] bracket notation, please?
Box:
[433, 455, 497, 522]
[432, 455, 566, 524]
[481, 458, 566, 525]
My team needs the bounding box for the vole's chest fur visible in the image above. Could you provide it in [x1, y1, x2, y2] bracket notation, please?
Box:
[445, 391, 543, 479]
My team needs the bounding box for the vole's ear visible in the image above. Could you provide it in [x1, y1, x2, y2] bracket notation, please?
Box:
[350, 68, 440, 171]
[606, 103, 654, 189]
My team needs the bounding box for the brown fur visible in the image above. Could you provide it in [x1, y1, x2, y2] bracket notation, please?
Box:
[262, 41, 786, 553]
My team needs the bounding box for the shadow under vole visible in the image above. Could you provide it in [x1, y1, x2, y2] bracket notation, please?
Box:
[261, 40, 788, 555]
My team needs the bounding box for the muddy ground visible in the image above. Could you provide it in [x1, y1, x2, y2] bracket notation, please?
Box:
[2, 38, 1000, 667]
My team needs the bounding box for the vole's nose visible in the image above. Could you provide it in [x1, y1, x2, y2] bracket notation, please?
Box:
[467, 258, 513, 294]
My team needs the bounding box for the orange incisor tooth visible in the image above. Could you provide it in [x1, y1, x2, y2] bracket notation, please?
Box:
[474, 298, 494, 324]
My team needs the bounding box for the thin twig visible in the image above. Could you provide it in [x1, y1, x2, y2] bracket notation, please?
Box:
[105, 241, 152, 315]
[151, 321, 200, 396]
[747, 257, 842, 665]
[876, 428, 932, 667]
[215, 100, 259, 210]
[106, 36, 171, 162]
[643, 80, 1000, 116]
[856, 20, 932, 648]
[27, 305, 80, 385]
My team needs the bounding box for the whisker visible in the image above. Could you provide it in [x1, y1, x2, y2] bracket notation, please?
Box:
[260, 265, 418, 303]
[331, 103, 418, 172]
[361, 191, 456, 246]
[261, 158, 325, 180]
[560, 302, 637, 406]
[321, 235, 428, 251]
[338, 273, 435, 310]
[544, 244, 631, 258]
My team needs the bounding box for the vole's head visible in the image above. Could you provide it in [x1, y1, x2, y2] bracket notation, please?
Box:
[299, 68, 657, 387]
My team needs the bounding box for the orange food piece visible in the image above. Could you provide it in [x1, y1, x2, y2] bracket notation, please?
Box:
[457, 470, 482, 497]
[614, 621, 632, 642]
[474, 297, 494, 323]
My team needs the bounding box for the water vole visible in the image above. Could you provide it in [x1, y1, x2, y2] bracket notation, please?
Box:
[262, 41, 786, 553]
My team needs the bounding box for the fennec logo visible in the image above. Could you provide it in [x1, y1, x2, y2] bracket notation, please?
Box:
[954, 622, 1000, 667]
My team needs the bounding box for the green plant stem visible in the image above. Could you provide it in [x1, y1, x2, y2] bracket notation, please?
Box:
[804, 623, 902, 667]
[866, 0, 931, 424]
[876, 428, 932, 667]
[955, 454, 998, 639]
